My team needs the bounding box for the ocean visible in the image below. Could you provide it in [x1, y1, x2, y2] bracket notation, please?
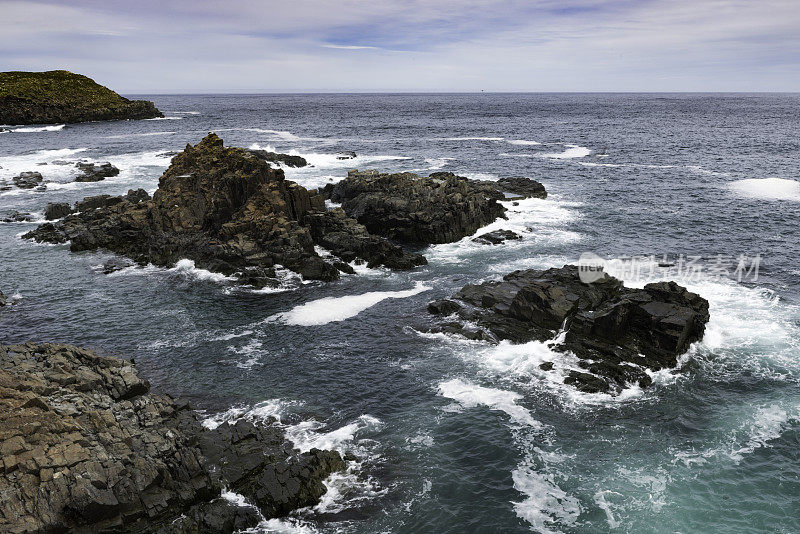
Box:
[1, 93, 799, 533]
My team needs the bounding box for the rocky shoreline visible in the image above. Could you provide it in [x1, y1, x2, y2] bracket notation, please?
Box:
[0, 71, 162, 125]
[0, 343, 346, 533]
[428, 265, 710, 394]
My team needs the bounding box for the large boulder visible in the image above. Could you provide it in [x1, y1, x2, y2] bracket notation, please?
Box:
[24, 134, 423, 286]
[0, 343, 347, 533]
[75, 162, 120, 182]
[0, 70, 162, 125]
[322, 170, 547, 245]
[428, 265, 710, 394]
[44, 202, 72, 220]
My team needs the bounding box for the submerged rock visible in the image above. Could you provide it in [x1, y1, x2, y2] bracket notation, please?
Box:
[245, 148, 307, 168]
[0, 342, 346, 533]
[428, 265, 709, 394]
[472, 229, 522, 245]
[24, 134, 423, 286]
[1, 211, 35, 223]
[0, 291, 6, 306]
[74, 162, 120, 182]
[336, 151, 357, 160]
[12, 171, 43, 189]
[44, 202, 72, 220]
[0, 70, 162, 125]
[323, 170, 547, 245]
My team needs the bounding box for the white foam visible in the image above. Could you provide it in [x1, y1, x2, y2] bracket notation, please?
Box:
[424, 157, 452, 170]
[507, 139, 541, 146]
[540, 144, 591, 159]
[270, 282, 429, 326]
[171, 259, 233, 283]
[201, 399, 294, 430]
[512, 467, 582, 534]
[9, 124, 65, 133]
[438, 378, 541, 428]
[729, 178, 800, 201]
[144, 116, 183, 120]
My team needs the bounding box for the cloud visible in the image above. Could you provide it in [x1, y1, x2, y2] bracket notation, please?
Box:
[0, 0, 798, 91]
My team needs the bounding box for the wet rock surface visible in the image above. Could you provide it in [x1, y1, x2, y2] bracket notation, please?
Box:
[44, 202, 72, 220]
[12, 172, 43, 189]
[23, 134, 423, 286]
[0, 343, 346, 533]
[1, 212, 35, 223]
[245, 148, 308, 168]
[75, 162, 120, 182]
[472, 229, 522, 245]
[323, 170, 547, 245]
[428, 265, 710, 394]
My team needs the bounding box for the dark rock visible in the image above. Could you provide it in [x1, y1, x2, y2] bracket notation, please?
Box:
[100, 257, 135, 274]
[473, 229, 522, 245]
[428, 265, 709, 394]
[323, 169, 547, 245]
[0, 291, 6, 306]
[25, 134, 424, 286]
[0, 343, 347, 533]
[493, 177, 548, 199]
[245, 148, 307, 168]
[336, 151, 357, 160]
[1, 211, 35, 223]
[75, 162, 120, 182]
[539, 361, 554, 371]
[12, 171, 43, 189]
[44, 202, 72, 220]
[0, 179, 11, 191]
[0, 70, 162, 125]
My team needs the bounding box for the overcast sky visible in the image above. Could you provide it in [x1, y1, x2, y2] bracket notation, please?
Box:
[2, 0, 798, 93]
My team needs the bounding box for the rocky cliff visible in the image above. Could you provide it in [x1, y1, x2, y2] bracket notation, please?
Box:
[0, 343, 345, 533]
[0, 71, 162, 125]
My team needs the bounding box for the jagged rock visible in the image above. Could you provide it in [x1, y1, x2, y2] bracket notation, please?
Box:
[0, 70, 162, 125]
[24, 134, 423, 286]
[472, 229, 522, 245]
[323, 170, 547, 245]
[428, 265, 709, 394]
[44, 202, 72, 220]
[0, 343, 346, 533]
[245, 149, 307, 168]
[493, 177, 547, 199]
[12, 171, 42, 189]
[75, 162, 120, 182]
[1, 211, 35, 223]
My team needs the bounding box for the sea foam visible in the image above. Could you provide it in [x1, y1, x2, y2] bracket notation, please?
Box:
[729, 178, 800, 201]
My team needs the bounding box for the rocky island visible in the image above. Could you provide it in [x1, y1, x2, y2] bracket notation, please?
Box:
[0, 342, 345, 533]
[428, 265, 710, 394]
[24, 133, 426, 286]
[0, 71, 162, 125]
[323, 170, 547, 244]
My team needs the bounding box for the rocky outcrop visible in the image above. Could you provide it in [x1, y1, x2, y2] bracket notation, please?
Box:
[44, 203, 71, 221]
[0, 343, 346, 533]
[75, 162, 120, 182]
[473, 229, 522, 245]
[12, 172, 42, 189]
[0, 71, 162, 125]
[428, 265, 709, 394]
[24, 134, 424, 287]
[245, 149, 307, 168]
[490, 177, 547, 200]
[323, 170, 547, 245]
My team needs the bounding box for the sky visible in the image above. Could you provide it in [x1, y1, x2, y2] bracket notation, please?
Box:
[1, 0, 799, 93]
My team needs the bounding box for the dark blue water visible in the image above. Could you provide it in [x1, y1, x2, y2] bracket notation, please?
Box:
[2, 94, 799, 533]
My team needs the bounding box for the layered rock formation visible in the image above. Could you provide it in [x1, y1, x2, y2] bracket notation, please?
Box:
[323, 170, 547, 245]
[24, 134, 425, 286]
[0, 343, 346, 533]
[0, 71, 162, 125]
[428, 265, 709, 394]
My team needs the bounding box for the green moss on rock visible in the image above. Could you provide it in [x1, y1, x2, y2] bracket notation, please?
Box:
[0, 70, 162, 125]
